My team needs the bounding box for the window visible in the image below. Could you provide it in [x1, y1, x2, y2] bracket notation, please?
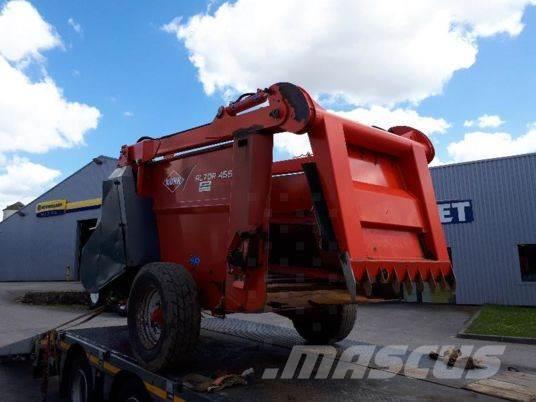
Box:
[518, 244, 536, 282]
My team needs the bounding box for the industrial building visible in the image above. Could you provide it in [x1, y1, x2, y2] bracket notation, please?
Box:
[0, 152, 535, 306]
[430, 153, 536, 306]
[2, 202, 25, 220]
[0, 156, 117, 281]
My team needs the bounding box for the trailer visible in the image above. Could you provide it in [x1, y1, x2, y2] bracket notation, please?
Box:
[0, 314, 501, 402]
[0, 320, 263, 402]
[2, 318, 357, 402]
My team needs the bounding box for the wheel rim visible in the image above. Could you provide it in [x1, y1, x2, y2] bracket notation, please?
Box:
[136, 286, 163, 349]
[71, 368, 89, 402]
[89, 293, 99, 304]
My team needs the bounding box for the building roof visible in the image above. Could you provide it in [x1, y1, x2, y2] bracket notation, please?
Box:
[3, 201, 24, 211]
[431, 151, 536, 170]
[0, 155, 117, 225]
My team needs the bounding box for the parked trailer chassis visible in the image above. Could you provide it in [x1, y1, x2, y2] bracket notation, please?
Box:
[0, 316, 499, 402]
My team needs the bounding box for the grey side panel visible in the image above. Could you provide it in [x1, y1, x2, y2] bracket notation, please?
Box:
[80, 166, 159, 293]
[120, 168, 160, 267]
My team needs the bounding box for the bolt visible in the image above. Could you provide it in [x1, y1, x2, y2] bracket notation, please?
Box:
[269, 109, 281, 119]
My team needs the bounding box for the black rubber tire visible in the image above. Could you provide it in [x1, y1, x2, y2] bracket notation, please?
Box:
[115, 377, 151, 402]
[290, 304, 357, 344]
[128, 262, 200, 372]
[67, 354, 93, 402]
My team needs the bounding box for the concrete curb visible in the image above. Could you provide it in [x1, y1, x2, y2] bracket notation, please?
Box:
[18, 291, 89, 305]
[457, 307, 536, 345]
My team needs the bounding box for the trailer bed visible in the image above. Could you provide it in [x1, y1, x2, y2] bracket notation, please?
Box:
[52, 318, 499, 402]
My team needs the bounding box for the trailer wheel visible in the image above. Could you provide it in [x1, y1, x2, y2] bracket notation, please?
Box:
[128, 262, 200, 371]
[290, 304, 357, 344]
[68, 354, 93, 402]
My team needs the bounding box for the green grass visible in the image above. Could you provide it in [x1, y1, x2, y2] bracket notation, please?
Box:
[466, 304, 536, 338]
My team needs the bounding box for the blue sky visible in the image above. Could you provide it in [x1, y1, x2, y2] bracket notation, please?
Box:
[419, 10, 536, 150]
[29, 0, 222, 172]
[1, 0, 536, 208]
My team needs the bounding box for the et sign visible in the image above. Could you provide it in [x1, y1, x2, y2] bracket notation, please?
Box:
[437, 200, 473, 224]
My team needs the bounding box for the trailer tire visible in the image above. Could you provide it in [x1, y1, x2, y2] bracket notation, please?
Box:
[128, 262, 200, 371]
[290, 304, 357, 344]
[67, 353, 93, 402]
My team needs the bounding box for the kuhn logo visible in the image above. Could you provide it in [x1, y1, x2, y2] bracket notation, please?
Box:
[163, 165, 196, 193]
[163, 170, 186, 192]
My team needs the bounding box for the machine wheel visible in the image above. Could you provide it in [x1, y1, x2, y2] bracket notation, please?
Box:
[290, 304, 357, 344]
[128, 262, 200, 371]
[114, 377, 151, 402]
[67, 354, 93, 402]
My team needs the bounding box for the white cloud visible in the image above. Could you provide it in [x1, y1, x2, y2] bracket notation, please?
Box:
[0, 0, 61, 62]
[206, 0, 221, 13]
[464, 114, 505, 128]
[476, 114, 504, 128]
[123, 111, 133, 117]
[168, 0, 535, 166]
[429, 156, 447, 167]
[165, 0, 535, 106]
[161, 17, 182, 33]
[0, 56, 101, 153]
[274, 107, 448, 158]
[0, 156, 60, 208]
[333, 106, 450, 135]
[446, 129, 536, 162]
[0, 1, 100, 154]
[68, 17, 82, 35]
[0, 1, 101, 209]
[274, 133, 311, 158]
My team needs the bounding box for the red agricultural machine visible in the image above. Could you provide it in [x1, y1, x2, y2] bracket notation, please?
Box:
[80, 82, 452, 371]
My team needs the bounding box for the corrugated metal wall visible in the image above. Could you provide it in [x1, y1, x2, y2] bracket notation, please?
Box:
[431, 153, 536, 306]
[0, 157, 117, 281]
[2, 152, 535, 305]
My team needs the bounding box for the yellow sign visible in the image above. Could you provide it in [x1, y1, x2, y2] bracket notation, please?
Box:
[36, 198, 102, 217]
[36, 199, 67, 217]
[66, 198, 102, 213]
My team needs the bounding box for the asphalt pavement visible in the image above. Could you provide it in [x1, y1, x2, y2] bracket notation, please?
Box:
[0, 282, 125, 349]
[0, 282, 534, 401]
[232, 303, 536, 372]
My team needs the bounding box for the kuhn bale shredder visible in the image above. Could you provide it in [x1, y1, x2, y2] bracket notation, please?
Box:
[80, 82, 452, 371]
